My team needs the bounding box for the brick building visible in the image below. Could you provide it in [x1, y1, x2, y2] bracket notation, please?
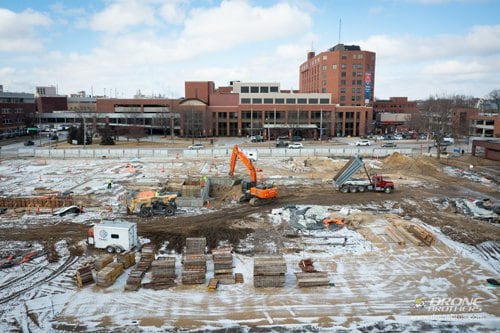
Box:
[0, 86, 35, 138]
[299, 44, 376, 106]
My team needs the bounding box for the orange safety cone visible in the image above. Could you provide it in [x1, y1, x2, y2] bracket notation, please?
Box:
[206, 200, 211, 209]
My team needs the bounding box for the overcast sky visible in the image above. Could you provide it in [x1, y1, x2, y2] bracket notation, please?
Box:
[1, 0, 499, 100]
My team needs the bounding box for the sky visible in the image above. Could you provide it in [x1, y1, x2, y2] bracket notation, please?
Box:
[0, 0, 499, 100]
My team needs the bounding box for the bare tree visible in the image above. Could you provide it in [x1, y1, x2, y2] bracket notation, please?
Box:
[126, 126, 147, 143]
[488, 89, 500, 112]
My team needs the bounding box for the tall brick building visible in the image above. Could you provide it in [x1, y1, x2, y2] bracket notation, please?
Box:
[299, 44, 376, 106]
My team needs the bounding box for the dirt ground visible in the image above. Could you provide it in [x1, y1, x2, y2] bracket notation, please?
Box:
[0, 152, 498, 257]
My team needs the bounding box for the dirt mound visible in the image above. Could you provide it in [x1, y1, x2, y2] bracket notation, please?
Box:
[382, 152, 415, 169]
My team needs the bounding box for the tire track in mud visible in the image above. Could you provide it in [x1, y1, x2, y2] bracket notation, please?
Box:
[0, 256, 78, 305]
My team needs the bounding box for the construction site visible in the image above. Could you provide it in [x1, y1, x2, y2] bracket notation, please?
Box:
[0, 140, 499, 332]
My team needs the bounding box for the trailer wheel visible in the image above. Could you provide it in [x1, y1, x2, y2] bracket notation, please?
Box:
[349, 187, 358, 193]
[384, 187, 392, 194]
[115, 246, 123, 254]
[340, 187, 349, 193]
[164, 206, 175, 216]
[106, 246, 115, 254]
[358, 186, 366, 192]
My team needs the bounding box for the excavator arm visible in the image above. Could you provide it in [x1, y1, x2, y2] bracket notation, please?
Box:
[228, 145, 260, 183]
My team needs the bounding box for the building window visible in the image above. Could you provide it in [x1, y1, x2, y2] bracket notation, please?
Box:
[323, 55, 328, 60]
[342, 54, 347, 60]
[356, 96, 361, 101]
[340, 96, 346, 102]
[264, 98, 273, 104]
[241, 86, 249, 93]
[352, 80, 356, 85]
[352, 72, 356, 77]
[352, 88, 356, 93]
[332, 64, 337, 70]
[341, 80, 346, 85]
[260, 86, 269, 93]
[322, 80, 327, 86]
[286, 98, 296, 104]
[357, 80, 362, 85]
[320, 98, 329, 104]
[275, 98, 284, 104]
[356, 88, 362, 93]
[366, 64, 371, 70]
[341, 64, 346, 69]
[252, 98, 262, 104]
[297, 98, 307, 104]
[357, 64, 363, 69]
[322, 65, 327, 71]
[308, 98, 318, 104]
[270, 86, 279, 92]
[241, 98, 251, 104]
[357, 72, 363, 77]
[322, 88, 326, 93]
[341, 88, 346, 93]
[250, 86, 259, 93]
[341, 72, 346, 77]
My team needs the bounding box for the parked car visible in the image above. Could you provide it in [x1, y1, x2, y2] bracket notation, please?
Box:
[393, 134, 403, 140]
[382, 142, 397, 148]
[188, 143, 204, 150]
[292, 136, 303, 142]
[49, 134, 58, 141]
[276, 141, 289, 148]
[355, 139, 371, 146]
[434, 141, 452, 147]
[24, 140, 35, 146]
[287, 143, 303, 149]
[250, 135, 263, 143]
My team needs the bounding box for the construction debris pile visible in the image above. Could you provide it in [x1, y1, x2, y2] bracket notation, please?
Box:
[253, 255, 287, 288]
[295, 258, 330, 288]
[182, 237, 207, 285]
[143, 256, 177, 290]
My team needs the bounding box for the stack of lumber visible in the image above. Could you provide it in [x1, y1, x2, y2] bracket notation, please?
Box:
[208, 278, 219, 291]
[182, 237, 207, 285]
[234, 273, 244, 284]
[182, 254, 206, 284]
[396, 225, 425, 246]
[408, 224, 435, 246]
[385, 226, 406, 246]
[185, 237, 207, 254]
[143, 256, 177, 290]
[124, 244, 155, 291]
[117, 251, 136, 269]
[94, 254, 114, 271]
[75, 265, 94, 288]
[294, 272, 329, 287]
[96, 262, 124, 287]
[212, 247, 234, 284]
[253, 255, 287, 288]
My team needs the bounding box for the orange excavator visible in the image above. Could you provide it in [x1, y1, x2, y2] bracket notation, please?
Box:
[323, 218, 345, 231]
[228, 145, 278, 206]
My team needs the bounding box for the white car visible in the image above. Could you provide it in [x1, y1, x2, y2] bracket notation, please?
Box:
[287, 143, 303, 149]
[355, 140, 371, 146]
[188, 143, 204, 150]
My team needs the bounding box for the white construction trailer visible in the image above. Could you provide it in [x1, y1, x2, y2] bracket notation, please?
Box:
[87, 221, 138, 253]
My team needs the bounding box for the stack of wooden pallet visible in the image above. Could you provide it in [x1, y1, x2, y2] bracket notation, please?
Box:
[117, 251, 136, 269]
[94, 254, 113, 271]
[143, 256, 177, 290]
[124, 244, 155, 291]
[212, 247, 234, 284]
[182, 237, 207, 285]
[408, 224, 435, 246]
[294, 258, 329, 287]
[254, 255, 287, 288]
[185, 237, 207, 254]
[96, 262, 124, 287]
[75, 265, 94, 288]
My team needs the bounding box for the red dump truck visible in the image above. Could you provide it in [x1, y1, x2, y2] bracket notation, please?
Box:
[333, 156, 394, 193]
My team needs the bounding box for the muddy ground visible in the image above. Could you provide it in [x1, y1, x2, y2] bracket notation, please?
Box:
[1, 153, 498, 260]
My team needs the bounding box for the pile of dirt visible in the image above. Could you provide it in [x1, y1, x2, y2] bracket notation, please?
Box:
[382, 152, 415, 170]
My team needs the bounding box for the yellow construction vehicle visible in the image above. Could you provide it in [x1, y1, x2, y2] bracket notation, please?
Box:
[126, 194, 178, 217]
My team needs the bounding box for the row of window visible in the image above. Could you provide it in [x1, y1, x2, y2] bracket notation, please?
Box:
[340, 95, 363, 102]
[2, 118, 24, 124]
[241, 97, 330, 105]
[240, 86, 280, 94]
[1, 108, 25, 113]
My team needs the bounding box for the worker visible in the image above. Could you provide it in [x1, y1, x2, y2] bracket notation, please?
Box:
[203, 175, 207, 185]
[155, 191, 159, 197]
[107, 179, 112, 189]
